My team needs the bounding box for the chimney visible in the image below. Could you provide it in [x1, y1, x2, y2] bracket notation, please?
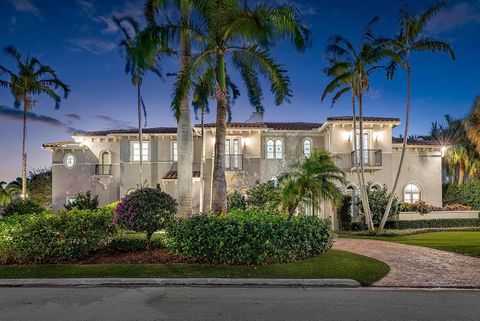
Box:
[245, 111, 264, 123]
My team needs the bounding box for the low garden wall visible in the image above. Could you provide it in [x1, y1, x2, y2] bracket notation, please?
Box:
[396, 211, 480, 221]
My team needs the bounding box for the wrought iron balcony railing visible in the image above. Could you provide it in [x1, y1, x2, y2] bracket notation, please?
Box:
[95, 164, 112, 175]
[350, 149, 382, 167]
[225, 154, 243, 171]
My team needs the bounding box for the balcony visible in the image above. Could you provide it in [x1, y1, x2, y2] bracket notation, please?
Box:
[350, 149, 382, 170]
[95, 164, 112, 176]
[225, 154, 243, 171]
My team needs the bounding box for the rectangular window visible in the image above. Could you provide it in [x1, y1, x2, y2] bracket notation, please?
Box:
[132, 142, 149, 162]
[233, 139, 239, 168]
[225, 139, 231, 169]
[355, 133, 369, 164]
[172, 141, 178, 162]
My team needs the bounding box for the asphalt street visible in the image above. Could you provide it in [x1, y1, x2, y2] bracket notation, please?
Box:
[1, 286, 479, 321]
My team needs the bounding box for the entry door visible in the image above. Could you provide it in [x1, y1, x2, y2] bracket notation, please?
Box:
[355, 133, 369, 164]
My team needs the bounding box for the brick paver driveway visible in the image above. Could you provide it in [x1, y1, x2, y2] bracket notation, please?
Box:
[334, 238, 480, 287]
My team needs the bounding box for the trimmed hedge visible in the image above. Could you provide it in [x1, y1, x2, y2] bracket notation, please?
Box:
[108, 232, 164, 252]
[165, 210, 334, 265]
[3, 198, 44, 217]
[0, 208, 116, 263]
[386, 218, 480, 230]
[443, 181, 480, 210]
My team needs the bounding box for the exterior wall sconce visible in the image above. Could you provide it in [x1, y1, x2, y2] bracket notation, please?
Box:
[441, 146, 447, 157]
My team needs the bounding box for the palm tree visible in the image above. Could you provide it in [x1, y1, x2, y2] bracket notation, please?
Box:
[0, 182, 11, 207]
[145, 0, 197, 217]
[114, 16, 173, 188]
[191, 68, 239, 213]
[173, 1, 310, 214]
[464, 96, 480, 153]
[0, 46, 69, 198]
[322, 18, 391, 230]
[278, 150, 346, 219]
[378, 2, 455, 229]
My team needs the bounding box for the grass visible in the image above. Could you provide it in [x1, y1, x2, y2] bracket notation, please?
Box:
[0, 250, 389, 286]
[340, 231, 480, 258]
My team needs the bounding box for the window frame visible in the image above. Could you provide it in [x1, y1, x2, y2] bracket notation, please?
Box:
[130, 141, 150, 162]
[171, 141, 178, 162]
[303, 138, 312, 158]
[63, 153, 76, 169]
[403, 183, 422, 203]
[265, 138, 284, 159]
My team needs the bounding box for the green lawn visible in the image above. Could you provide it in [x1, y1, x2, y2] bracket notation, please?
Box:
[0, 250, 389, 286]
[341, 231, 480, 258]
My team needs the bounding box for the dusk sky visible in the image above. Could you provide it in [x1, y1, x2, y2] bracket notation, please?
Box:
[0, 0, 479, 181]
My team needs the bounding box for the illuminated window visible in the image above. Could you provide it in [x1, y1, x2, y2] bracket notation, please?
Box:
[275, 139, 283, 159]
[303, 139, 312, 158]
[63, 153, 76, 168]
[132, 142, 149, 162]
[172, 141, 178, 161]
[266, 139, 274, 159]
[404, 183, 421, 203]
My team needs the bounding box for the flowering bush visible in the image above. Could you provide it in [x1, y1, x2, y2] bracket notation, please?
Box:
[400, 201, 433, 215]
[113, 188, 176, 242]
[441, 204, 473, 211]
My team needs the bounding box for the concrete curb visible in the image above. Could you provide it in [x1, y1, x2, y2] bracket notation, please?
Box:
[0, 278, 361, 288]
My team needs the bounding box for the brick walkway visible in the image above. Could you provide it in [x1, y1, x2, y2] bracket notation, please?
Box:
[334, 238, 480, 287]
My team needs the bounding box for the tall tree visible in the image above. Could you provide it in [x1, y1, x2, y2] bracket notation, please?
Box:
[145, 0, 198, 217]
[378, 2, 455, 229]
[173, 1, 310, 214]
[278, 150, 346, 219]
[114, 16, 172, 188]
[322, 18, 391, 230]
[0, 46, 69, 198]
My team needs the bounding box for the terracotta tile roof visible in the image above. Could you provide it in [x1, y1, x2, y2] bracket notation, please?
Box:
[196, 122, 323, 130]
[163, 170, 201, 179]
[73, 127, 178, 136]
[42, 141, 79, 148]
[327, 116, 401, 122]
[392, 137, 442, 146]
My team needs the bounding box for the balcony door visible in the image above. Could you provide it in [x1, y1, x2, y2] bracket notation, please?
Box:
[355, 133, 369, 164]
[225, 138, 240, 170]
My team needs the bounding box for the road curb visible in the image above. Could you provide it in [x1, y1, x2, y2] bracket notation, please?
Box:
[0, 278, 361, 288]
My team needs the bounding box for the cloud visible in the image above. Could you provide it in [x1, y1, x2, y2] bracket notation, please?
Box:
[68, 38, 117, 54]
[0, 105, 79, 133]
[66, 113, 81, 121]
[95, 114, 134, 129]
[76, 0, 95, 17]
[426, 2, 480, 34]
[10, 0, 43, 20]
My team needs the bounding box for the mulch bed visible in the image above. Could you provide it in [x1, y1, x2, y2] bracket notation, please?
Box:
[75, 248, 192, 264]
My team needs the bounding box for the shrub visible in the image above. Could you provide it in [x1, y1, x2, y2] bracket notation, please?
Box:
[0, 208, 116, 263]
[400, 200, 434, 215]
[227, 189, 247, 211]
[108, 232, 164, 252]
[357, 183, 400, 226]
[3, 198, 44, 217]
[442, 203, 473, 211]
[165, 210, 334, 265]
[385, 218, 480, 230]
[246, 180, 281, 214]
[65, 191, 99, 211]
[443, 181, 480, 210]
[113, 188, 176, 242]
[338, 195, 352, 230]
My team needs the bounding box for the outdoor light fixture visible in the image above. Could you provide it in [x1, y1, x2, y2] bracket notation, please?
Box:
[441, 146, 447, 157]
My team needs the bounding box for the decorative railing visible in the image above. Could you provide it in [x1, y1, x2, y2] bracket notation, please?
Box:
[225, 154, 243, 171]
[350, 149, 382, 167]
[95, 164, 112, 175]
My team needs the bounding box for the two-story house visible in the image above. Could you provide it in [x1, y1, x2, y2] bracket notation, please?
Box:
[43, 112, 445, 226]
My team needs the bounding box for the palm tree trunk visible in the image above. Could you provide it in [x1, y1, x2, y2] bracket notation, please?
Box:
[21, 97, 28, 198]
[211, 53, 228, 214]
[380, 61, 411, 229]
[458, 163, 465, 185]
[358, 92, 374, 230]
[176, 8, 193, 217]
[199, 106, 205, 213]
[137, 80, 144, 188]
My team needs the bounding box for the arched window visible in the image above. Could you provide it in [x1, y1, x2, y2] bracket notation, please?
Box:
[275, 139, 283, 159]
[266, 139, 274, 159]
[99, 151, 111, 175]
[303, 139, 312, 158]
[404, 183, 421, 203]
